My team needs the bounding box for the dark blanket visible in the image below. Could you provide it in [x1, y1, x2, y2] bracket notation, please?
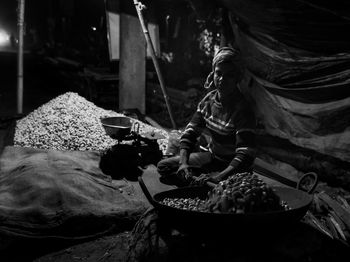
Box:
[0, 146, 146, 244]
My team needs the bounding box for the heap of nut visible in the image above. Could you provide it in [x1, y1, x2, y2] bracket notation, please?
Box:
[161, 197, 207, 212]
[160, 172, 290, 214]
[14, 92, 168, 153]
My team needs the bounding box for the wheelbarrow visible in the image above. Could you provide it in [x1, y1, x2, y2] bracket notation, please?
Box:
[138, 167, 318, 238]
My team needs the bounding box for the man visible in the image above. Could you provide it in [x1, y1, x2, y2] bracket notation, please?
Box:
[157, 47, 256, 186]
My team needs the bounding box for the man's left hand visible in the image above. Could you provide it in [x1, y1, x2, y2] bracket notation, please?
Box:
[193, 172, 220, 186]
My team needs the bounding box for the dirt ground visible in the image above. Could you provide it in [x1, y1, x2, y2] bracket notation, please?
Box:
[34, 232, 132, 262]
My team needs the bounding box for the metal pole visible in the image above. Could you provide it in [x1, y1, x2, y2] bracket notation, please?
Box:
[132, 0, 177, 129]
[17, 0, 25, 114]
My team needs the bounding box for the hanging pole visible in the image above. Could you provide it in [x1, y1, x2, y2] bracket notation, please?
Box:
[132, 0, 177, 129]
[17, 0, 25, 114]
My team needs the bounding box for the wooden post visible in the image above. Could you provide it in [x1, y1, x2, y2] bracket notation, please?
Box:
[119, 13, 146, 113]
[17, 0, 25, 114]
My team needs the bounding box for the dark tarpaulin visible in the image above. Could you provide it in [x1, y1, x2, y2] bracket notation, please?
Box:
[219, 0, 350, 54]
[216, 0, 350, 104]
[0, 146, 146, 252]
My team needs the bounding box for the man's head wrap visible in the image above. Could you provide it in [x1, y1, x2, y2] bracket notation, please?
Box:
[204, 46, 242, 90]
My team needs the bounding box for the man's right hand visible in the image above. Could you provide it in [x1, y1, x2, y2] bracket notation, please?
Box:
[177, 163, 190, 174]
[176, 164, 194, 186]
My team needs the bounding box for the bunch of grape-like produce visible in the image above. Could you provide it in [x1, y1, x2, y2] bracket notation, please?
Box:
[160, 172, 290, 214]
[205, 172, 290, 213]
[14, 92, 168, 153]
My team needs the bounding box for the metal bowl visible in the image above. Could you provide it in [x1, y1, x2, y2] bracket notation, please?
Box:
[101, 116, 132, 140]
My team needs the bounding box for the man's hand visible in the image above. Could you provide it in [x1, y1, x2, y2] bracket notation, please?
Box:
[216, 166, 235, 181]
[176, 164, 194, 186]
[193, 169, 236, 185]
[210, 172, 226, 183]
[177, 163, 191, 179]
[193, 172, 221, 186]
[193, 173, 211, 186]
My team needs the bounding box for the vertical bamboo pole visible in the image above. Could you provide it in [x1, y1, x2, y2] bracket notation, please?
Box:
[132, 0, 177, 129]
[17, 0, 25, 114]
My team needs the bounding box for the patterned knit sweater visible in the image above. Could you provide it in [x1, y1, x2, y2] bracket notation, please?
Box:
[180, 89, 256, 169]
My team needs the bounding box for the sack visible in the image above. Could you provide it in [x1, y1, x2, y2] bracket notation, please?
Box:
[99, 144, 143, 181]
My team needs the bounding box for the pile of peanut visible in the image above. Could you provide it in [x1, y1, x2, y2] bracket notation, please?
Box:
[161, 197, 207, 212]
[14, 92, 169, 153]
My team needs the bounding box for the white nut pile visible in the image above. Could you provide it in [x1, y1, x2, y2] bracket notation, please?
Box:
[14, 92, 169, 153]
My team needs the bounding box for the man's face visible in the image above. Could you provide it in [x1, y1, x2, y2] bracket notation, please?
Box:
[213, 62, 242, 97]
